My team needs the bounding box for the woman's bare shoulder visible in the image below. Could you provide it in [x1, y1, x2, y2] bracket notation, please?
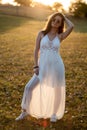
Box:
[38, 30, 44, 39]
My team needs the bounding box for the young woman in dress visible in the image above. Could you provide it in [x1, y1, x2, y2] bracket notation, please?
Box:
[16, 12, 74, 122]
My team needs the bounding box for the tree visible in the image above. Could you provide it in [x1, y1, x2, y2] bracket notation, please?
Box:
[52, 2, 63, 12]
[31, 2, 51, 10]
[14, 0, 32, 6]
[69, 0, 87, 17]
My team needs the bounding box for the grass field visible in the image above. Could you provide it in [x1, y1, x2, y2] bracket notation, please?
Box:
[0, 14, 87, 130]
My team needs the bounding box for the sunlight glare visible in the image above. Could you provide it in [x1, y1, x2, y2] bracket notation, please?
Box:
[2, 0, 17, 5]
[1, 0, 87, 11]
[33, 0, 71, 11]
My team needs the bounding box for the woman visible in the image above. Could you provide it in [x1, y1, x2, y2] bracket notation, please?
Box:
[16, 12, 74, 122]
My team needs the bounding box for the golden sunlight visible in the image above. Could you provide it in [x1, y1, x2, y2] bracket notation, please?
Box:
[1, 0, 87, 11]
[2, 0, 17, 5]
[33, 0, 71, 11]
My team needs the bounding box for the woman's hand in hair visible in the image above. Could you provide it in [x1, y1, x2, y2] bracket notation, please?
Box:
[59, 15, 74, 41]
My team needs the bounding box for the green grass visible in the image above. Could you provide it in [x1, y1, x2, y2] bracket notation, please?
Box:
[0, 14, 87, 130]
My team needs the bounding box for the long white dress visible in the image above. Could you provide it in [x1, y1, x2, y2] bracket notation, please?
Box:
[21, 34, 66, 120]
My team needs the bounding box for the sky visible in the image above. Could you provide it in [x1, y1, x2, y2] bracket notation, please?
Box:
[1, 0, 87, 11]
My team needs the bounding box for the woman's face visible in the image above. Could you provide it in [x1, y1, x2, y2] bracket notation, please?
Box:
[51, 15, 62, 29]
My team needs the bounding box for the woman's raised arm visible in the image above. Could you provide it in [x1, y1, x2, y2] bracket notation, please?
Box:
[59, 15, 74, 41]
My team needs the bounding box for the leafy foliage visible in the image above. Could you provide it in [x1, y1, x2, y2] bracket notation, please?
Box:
[69, 0, 87, 17]
[14, 0, 32, 6]
[52, 2, 63, 12]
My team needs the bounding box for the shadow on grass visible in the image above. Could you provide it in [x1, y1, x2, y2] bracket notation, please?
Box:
[0, 14, 87, 34]
[0, 14, 34, 34]
[71, 17, 87, 33]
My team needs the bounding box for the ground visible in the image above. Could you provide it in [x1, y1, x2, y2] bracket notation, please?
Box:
[0, 14, 87, 130]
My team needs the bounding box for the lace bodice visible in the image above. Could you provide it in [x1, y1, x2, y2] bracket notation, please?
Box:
[40, 34, 60, 54]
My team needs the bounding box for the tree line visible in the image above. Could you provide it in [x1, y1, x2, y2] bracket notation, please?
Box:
[69, 0, 87, 18]
[0, 0, 87, 17]
[15, 0, 87, 18]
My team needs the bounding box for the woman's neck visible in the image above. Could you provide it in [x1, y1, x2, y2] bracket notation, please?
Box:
[49, 28, 58, 35]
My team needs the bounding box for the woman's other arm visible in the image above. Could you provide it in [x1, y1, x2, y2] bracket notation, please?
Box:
[34, 32, 41, 66]
[60, 15, 74, 41]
